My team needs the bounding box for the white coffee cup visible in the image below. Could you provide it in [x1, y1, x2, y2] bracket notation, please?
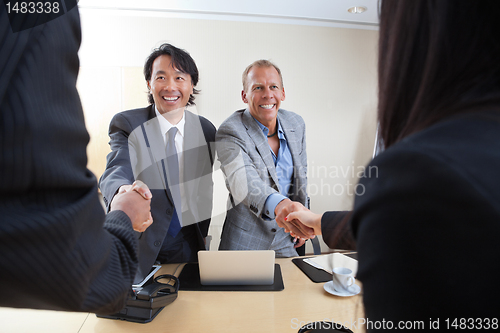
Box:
[331, 267, 355, 293]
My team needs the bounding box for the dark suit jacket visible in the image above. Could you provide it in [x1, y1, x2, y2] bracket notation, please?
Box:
[99, 106, 216, 283]
[0, 6, 138, 313]
[350, 111, 500, 327]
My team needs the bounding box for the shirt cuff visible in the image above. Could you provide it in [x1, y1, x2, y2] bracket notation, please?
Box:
[263, 193, 287, 219]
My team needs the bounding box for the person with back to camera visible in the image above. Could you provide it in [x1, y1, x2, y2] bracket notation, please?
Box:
[283, 0, 500, 329]
[0, 4, 152, 313]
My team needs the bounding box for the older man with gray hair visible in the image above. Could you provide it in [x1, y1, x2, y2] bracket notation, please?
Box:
[217, 60, 312, 256]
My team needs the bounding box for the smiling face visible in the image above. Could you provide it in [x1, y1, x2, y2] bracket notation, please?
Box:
[147, 54, 194, 115]
[242, 66, 285, 128]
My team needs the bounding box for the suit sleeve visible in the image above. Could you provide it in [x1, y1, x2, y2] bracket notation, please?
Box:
[0, 6, 138, 313]
[321, 211, 355, 250]
[215, 120, 278, 218]
[99, 113, 137, 210]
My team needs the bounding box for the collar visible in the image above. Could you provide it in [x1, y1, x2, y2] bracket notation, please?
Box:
[154, 105, 186, 139]
[253, 116, 285, 140]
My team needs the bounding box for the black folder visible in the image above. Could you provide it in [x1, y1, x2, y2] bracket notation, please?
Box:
[178, 263, 284, 291]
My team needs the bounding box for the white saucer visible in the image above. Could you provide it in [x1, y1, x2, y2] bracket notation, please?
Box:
[323, 281, 361, 297]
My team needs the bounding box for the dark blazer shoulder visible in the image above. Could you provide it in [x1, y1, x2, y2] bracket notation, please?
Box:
[109, 105, 155, 134]
[198, 114, 217, 141]
[114, 105, 154, 121]
[185, 111, 216, 142]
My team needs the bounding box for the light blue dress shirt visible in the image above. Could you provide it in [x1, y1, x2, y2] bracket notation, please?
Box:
[253, 117, 294, 219]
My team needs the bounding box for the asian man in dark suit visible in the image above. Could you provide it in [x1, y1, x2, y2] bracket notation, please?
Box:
[99, 44, 216, 284]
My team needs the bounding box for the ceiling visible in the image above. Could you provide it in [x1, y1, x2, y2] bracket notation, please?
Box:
[78, 0, 380, 30]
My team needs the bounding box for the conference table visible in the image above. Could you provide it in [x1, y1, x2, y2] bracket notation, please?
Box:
[0, 257, 365, 333]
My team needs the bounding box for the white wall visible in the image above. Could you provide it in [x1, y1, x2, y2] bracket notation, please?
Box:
[77, 7, 378, 253]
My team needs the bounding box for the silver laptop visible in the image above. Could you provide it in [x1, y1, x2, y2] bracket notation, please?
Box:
[198, 250, 275, 285]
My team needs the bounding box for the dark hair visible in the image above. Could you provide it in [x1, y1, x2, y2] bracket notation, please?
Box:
[144, 43, 200, 105]
[378, 0, 500, 148]
[242, 59, 284, 91]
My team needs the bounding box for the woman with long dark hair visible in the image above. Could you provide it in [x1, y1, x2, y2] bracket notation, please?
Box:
[286, 0, 500, 327]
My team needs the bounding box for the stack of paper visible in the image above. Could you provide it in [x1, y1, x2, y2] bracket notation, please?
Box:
[303, 253, 358, 276]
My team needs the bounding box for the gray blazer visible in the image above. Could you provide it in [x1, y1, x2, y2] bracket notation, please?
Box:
[217, 108, 308, 252]
[99, 106, 216, 282]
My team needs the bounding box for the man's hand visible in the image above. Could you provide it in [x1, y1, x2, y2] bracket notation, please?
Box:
[274, 199, 315, 239]
[110, 181, 153, 232]
[293, 237, 306, 249]
[117, 180, 152, 200]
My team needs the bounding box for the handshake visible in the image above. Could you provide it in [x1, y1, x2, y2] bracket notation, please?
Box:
[110, 180, 154, 232]
[109, 183, 325, 241]
[274, 199, 323, 243]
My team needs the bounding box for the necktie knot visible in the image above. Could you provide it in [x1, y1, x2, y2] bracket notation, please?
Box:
[168, 127, 178, 142]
